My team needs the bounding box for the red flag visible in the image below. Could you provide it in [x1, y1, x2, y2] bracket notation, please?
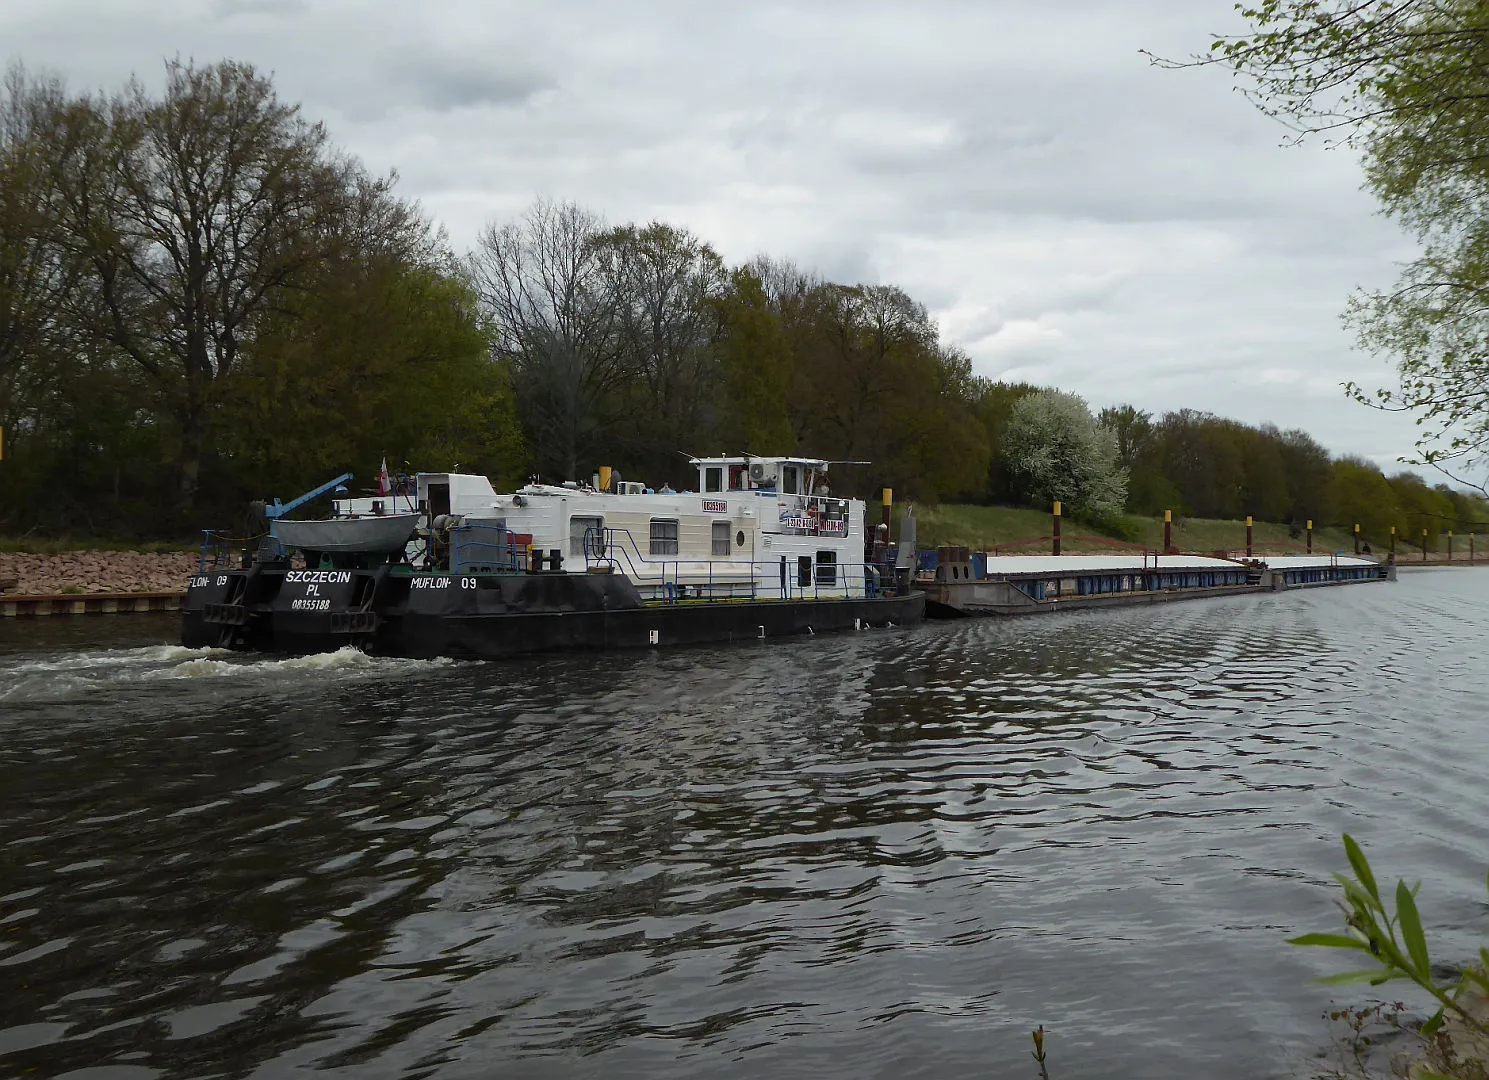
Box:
[378, 456, 391, 497]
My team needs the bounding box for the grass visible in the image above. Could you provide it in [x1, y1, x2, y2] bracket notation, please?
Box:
[912, 503, 1372, 556]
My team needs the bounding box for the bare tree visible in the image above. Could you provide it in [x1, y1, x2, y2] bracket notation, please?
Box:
[469, 199, 626, 480]
[54, 59, 343, 513]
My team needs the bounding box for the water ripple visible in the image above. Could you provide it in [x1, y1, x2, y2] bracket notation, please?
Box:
[1, 572, 1487, 1078]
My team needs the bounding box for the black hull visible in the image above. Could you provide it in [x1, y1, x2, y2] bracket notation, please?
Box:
[181, 566, 923, 660]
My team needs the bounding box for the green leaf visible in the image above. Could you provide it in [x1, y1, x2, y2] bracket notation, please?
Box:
[1396, 879, 1430, 979]
[1288, 933, 1369, 950]
[1421, 1008, 1445, 1036]
[1315, 968, 1395, 986]
[1343, 834, 1379, 902]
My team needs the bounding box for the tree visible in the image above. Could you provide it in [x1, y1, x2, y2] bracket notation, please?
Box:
[602, 222, 728, 482]
[469, 199, 625, 481]
[1187, 2, 1489, 487]
[51, 60, 347, 516]
[713, 266, 796, 455]
[1002, 389, 1127, 519]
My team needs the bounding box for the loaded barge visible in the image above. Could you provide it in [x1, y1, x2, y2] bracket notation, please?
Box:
[920, 547, 1389, 618]
[182, 456, 923, 659]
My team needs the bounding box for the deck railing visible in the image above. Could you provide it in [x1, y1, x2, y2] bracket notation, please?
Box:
[584, 526, 882, 604]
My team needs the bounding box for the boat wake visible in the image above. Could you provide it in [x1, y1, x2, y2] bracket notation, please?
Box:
[0, 644, 453, 704]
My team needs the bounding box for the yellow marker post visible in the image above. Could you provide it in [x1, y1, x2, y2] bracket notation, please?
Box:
[1245, 515, 1254, 557]
[1353, 522, 1360, 555]
[1052, 501, 1062, 556]
[1306, 519, 1313, 555]
[1163, 509, 1172, 553]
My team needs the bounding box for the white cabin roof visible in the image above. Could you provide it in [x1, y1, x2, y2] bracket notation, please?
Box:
[1255, 554, 1378, 569]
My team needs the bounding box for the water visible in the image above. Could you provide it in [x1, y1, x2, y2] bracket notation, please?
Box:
[2, 570, 1487, 1080]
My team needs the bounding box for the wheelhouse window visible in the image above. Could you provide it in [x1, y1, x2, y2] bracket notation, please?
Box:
[815, 549, 837, 585]
[782, 465, 799, 494]
[570, 516, 603, 557]
[650, 518, 679, 555]
[704, 467, 723, 493]
[711, 520, 731, 556]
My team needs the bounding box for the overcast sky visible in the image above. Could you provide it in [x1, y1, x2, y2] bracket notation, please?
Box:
[4, 0, 1432, 471]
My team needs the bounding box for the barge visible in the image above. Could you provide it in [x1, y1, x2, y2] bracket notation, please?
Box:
[920, 548, 1387, 618]
[182, 456, 924, 659]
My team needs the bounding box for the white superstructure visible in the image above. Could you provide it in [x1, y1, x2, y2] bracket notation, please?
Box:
[335, 456, 878, 602]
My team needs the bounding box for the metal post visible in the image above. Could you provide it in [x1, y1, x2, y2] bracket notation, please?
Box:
[1448, 530, 1454, 562]
[1163, 509, 1172, 553]
[1245, 515, 1253, 558]
[1353, 523, 1360, 556]
[1390, 526, 1396, 559]
[1472, 533, 1477, 564]
[1306, 519, 1313, 554]
[881, 487, 892, 533]
[1422, 528, 1429, 562]
[1052, 500, 1062, 556]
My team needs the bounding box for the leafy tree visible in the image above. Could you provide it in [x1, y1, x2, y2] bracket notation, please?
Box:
[1002, 389, 1127, 519]
[713, 266, 796, 455]
[1192, 1, 1489, 487]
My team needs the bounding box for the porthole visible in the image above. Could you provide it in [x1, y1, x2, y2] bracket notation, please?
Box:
[736, 530, 745, 547]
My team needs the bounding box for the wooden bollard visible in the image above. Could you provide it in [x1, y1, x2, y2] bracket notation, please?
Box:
[1245, 515, 1253, 558]
[1306, 519, 1313, 554]
[1164, 509, 1172, 554]
[1052, 500, 1062, 556]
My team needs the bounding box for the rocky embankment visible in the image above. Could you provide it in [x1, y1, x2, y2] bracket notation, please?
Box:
[0, 551, 199, 595]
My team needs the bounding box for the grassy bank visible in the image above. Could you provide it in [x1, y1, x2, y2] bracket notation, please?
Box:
[913, 504, 1375, 556]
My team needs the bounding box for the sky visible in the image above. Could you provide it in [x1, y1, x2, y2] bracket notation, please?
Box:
[2, 0, 1434, 472]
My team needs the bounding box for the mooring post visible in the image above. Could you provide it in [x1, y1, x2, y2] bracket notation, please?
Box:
[1245, 515, 1253, 558]
[1354, 523, 1360, 556]
[1422, 528, 1429, 562]
[1472, 533, 1477, 564]
[1052, 500, 1062, 556]
[1390, 526, 1396, 559]
[881, 487, 892, 535]
[1306, 519, 1313, 554]
[1163, 509, 1172, 553]
[1448, 530, 1454, 562]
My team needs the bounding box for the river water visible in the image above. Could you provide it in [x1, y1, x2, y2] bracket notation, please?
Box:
[2, 569, 1487, 1080]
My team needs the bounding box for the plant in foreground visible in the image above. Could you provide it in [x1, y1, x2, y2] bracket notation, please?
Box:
[1291, 835, 1489, 1077]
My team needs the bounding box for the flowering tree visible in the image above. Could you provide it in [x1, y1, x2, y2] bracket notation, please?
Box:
[1002, 389, 1127, 519]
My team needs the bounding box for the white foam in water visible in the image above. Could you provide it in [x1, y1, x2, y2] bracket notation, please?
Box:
[148, 646, 453, 680]
[0, 644, 452, 703]
[2, 644, 229, 675]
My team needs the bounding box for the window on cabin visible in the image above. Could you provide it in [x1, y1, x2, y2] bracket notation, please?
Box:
[798, 555, 812, 587]
[728, 465, 746, 490]
[705, 467, 723, 493]
[711, 521, 731, 556]
[815, 550, 837, 585]
[650, 519, 679, 555]
[782, 465, 799, 494]
[570, 516, 603, 557]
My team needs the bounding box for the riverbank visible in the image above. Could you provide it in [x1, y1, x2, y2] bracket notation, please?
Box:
[0, 550, 198, 595]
